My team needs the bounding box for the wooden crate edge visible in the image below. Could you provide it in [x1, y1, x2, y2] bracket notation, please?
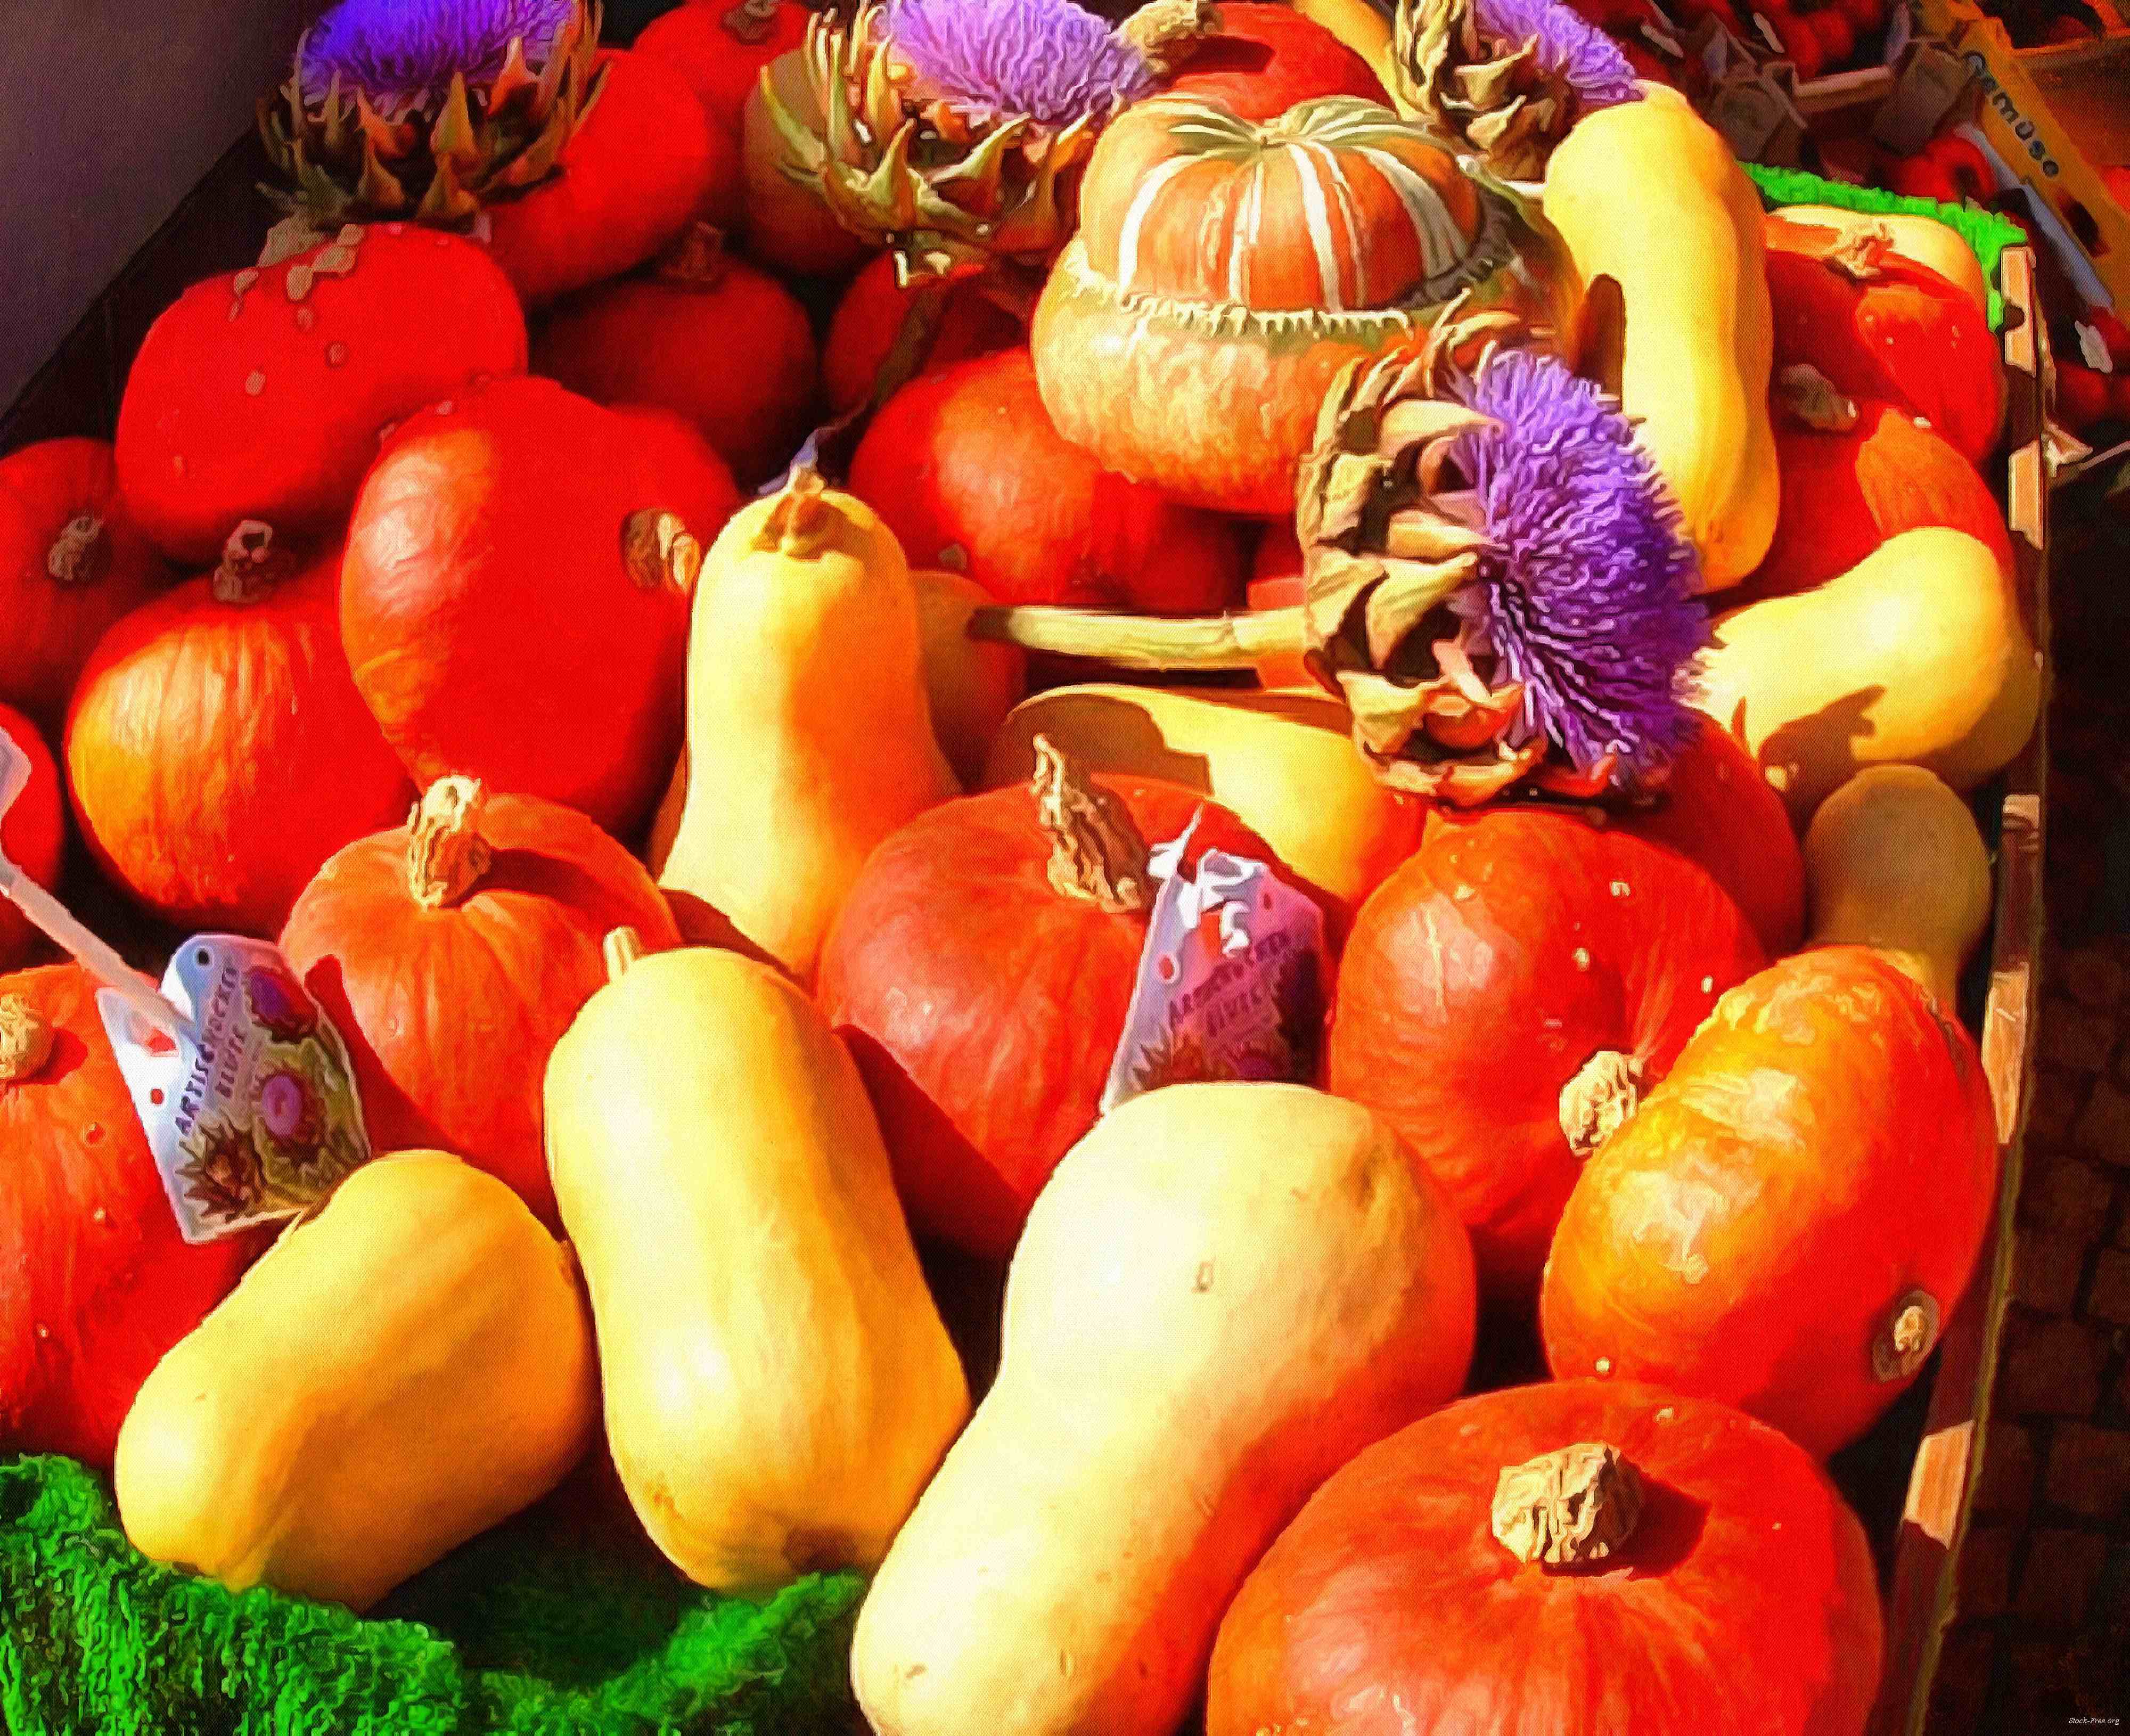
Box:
[1870, 244, 2052, 1736]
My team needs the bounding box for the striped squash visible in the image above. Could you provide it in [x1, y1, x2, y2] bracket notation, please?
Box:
[1034, 96, 1579, 517]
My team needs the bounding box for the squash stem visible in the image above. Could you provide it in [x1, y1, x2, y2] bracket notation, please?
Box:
[968, 603, 1307, 670]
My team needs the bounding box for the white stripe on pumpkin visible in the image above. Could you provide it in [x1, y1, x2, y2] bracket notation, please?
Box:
[1286, 144, 1346, 314]
[1115, 153, 1205, 297]
[1230, 158, 1265, 305]
[1351, 146, 1469, 278]
[1310, 142, 1369, 309]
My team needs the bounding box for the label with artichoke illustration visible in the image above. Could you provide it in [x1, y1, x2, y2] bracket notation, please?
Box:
[97, 935, 373, 1244]
[1100, 813, 1329, 1115]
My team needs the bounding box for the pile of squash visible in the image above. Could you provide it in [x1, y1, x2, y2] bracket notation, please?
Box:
[0, 0, 2039, 1730]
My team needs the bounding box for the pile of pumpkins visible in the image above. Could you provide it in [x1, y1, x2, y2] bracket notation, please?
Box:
[0, 0, 2038, 1730]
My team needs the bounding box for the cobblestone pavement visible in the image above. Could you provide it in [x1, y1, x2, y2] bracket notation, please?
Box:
[1931, 493, 2130, 1733]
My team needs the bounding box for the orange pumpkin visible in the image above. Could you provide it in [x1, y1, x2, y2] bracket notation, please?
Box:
[1763, 225, 2003, 468]
[1, 963, 263, 1467]
[113, 227, 527, 568]
[0, 703, 64, 971]
[340, 377, 741, 838]
[278, 780, 682, 1229]
[1209, 1379, 1884, 1736]
[1541, 947, 2001, 1457]
[531, 224, 819, 489]
[1328, 810, 1765, 1301]
[1742, 389, 2015, 601]
[484, 50, 727, 307]
[823, 252, 1022, 418]
[849, 348, 1246, 613]
[1033, 95, 1577, 515]
[0, 438, 175, 731]
[1160, 0, 1388, 119]
[65, 535, 412, 937]
[634, 0, 812, 137]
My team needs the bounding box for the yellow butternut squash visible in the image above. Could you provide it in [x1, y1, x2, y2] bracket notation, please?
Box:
[981, 684, 1426, 919]
[1768, 206, 1990, 316]
[545, 933, 968, 1592]
[1698, 526, 2040, 828]
[1804, 764, 1994, 1008]
[851, 1083, 1477, 1736]
[113, 1152, 596, 1612]
[1543, 83, 1777, 591]
[658, 468, 958, 978]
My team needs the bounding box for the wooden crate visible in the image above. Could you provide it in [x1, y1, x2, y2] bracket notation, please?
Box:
[0, 145, 2060, 1736]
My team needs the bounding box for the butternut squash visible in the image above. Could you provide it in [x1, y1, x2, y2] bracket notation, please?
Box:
[981, 684, 1426, 920]
[1768, 206, 1991, 317]
[545, 932, 968, 1592]
[644, 566, 1016, 877]
[1542, 83, 1777, 591]
[850, 1083, 1477, 1736]
[658, 468, 958, 978]
[1698, 526, 2040, 829]
[113, 1151, 596, 1612]
[1804, 765, 1994, 1008]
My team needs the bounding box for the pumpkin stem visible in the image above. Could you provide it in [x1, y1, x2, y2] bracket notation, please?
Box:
[1825, 225, 1891, 282]
[653, 220, 733, 291]
[1030, 734, 1152, 914]
[721, 0, 781, 45]
[969, 603, 1305, 669]
[1872, 1288, 1941, 1382]
[1775, 364, 1859, 434]
[621, 509, 706, 594]
[1559, 1049, 1645, 1159]
[212, 520, 297, 604]
[756, 465, 838, 560]
[406, 776, 494, 910]
[603, 926, 644, 982]
[0, 997, 54, 1084]
[1117, 0, 1214, 75]
[45, 514, 110, 587]
[1491, 1441, 1645, 1570]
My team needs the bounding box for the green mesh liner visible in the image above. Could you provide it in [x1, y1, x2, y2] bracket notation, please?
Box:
[1744, 162, 2028, 330]
[0, 1455, 866, 1735]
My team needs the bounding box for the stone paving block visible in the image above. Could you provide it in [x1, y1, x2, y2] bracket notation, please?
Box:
[2017, 1528, 2112, 1626]
[1997, 1313, 2111, 1416]
[2062, 948, 2127, 1012]
[1959, 1520, 2016, 1616]
[1976, 1420, 2038, 1521]
[2031, 1066, 2090, 1148]
[2020, 1154, 2117, 1241]
[2014, 1229, 2090, 1314]
[2046, 997, 2121, 1075]
[2075, 1078, 2130, 1168]
[2044, 1421, 2130, 1520]
[2090, 1249, 2130, 1325]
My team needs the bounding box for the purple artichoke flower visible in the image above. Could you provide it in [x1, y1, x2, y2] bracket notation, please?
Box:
[299, 0, 579, 108]
[884, 0, 1161, 130]
[1444, 348, 1706, 784]
[1472, 0, 1642, 110]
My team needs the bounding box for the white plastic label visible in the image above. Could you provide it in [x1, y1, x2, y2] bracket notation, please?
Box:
[1101, 813, 1329, 1114]
[99, 936, 371, 1243]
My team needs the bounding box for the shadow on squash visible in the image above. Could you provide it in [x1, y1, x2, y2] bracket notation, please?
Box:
[1622, 1478, 1710, 1582]
[658, 888, 785, 973]
[1732, 686, 1886, 829]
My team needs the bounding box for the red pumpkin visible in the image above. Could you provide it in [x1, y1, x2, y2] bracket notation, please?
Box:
[0, 439, 175, 731]
[485, 50, 727, 308]
[1208, 1379, 1883, 1736]
[849, 348, 1246, 612]
[1245, 520, 1310, 689]
[340, 376, 741, 837]
[0, 703, 64, 971]
[1033, 95, 1577, 515]
[65, 536, 412, 937]
[1327, 811, 1765, 1300]
[532, 224, 818, 489]
[0, 963, 263, 1467]
[1764, 227, 2003, 466]
[113, 227, 527, 568]
[1542, 947, 2000, 1457]
[279, 779, 682, 1228]
[823, 253, 1023, 418]
[1161, 0, 1388, 119]
[635, 0, 812, 137]
[1742, 393, 2015, 601]
[1426, 719, 1807, 959]
[817, 747, 1316, 1258]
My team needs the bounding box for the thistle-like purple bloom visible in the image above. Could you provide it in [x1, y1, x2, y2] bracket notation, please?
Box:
[886, 0, 1160, 130]
[1474, 0, 1641, 110]
[1444, 349, 1706, 785]
[299, 0, 578, 108]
